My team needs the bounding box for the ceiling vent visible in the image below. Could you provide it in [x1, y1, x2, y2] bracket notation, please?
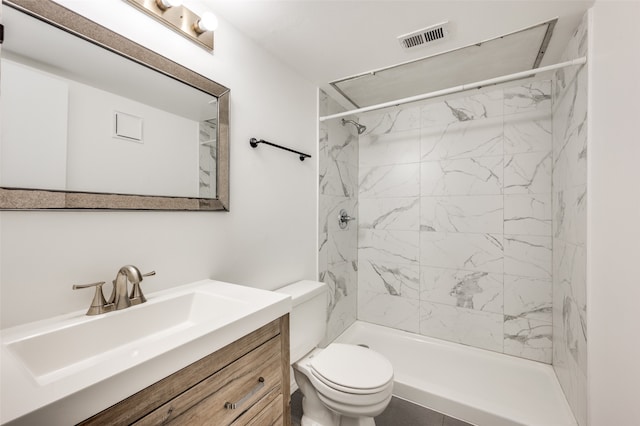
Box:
[398, 21, 449, 50]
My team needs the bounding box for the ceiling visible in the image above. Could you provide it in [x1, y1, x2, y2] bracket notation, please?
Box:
[195, 0, 594, 105]
[331, 19, 555, 107]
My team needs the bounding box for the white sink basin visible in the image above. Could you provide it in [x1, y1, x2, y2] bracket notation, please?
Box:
[7, 290, 247, 385]
[1, 280, 291, 425]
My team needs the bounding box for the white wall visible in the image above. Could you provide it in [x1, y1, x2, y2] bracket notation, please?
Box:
[66, 81, 200, 197]
[4, 59, 202, 197]
[587, 1, 640, 425]
[0, 0, 318, 327]
[1, 60, 69, 190]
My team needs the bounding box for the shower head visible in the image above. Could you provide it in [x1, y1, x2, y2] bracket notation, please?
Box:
[341, 119, 366, 135]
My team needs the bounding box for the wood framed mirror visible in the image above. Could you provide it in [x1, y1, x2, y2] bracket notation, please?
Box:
[0, 0, 230, 210]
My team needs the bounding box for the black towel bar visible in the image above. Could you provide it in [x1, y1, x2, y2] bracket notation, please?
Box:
[249, 138, 311, 161]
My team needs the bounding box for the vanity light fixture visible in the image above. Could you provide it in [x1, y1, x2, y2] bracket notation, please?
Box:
[194, 12, 218, 34]
[125, 0, 215, 51]
[155, 0, 182, 11]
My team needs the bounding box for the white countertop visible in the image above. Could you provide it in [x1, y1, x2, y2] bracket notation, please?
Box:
[0, 280, 291, 425]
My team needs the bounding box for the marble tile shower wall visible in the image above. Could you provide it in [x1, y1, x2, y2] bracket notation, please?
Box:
[357, 81, 554, 363]
[551, 12, 588, 426]
[318, 91, 359, 344]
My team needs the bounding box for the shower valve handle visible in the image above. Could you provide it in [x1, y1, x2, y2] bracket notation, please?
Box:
[338, 209, 356, 229]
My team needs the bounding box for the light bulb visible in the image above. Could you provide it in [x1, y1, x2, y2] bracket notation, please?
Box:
[156, 0, 182, 10]
[194, 12, 218, 33]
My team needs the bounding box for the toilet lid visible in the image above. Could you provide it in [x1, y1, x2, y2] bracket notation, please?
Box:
[309, 343, 393, 390]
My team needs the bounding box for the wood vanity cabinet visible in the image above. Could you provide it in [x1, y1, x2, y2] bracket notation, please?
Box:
[78, 315, 290, 426]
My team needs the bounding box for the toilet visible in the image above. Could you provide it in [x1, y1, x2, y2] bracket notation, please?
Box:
[277, 280, 394, 426]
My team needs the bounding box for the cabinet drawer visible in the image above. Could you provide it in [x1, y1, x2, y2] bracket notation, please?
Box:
[244, 393, 284, 426]
[135, 336, 282, 425]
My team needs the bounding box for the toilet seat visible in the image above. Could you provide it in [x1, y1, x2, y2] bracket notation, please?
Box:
[307, 369, 394, 407]
[309, 343, 394, 394]
[310, 369, 391, 395]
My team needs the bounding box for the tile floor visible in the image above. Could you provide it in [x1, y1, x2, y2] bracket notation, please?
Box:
[291, 390, 473, 426]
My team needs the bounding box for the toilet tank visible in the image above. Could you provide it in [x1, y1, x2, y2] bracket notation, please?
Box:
[276, 280, 327, 363]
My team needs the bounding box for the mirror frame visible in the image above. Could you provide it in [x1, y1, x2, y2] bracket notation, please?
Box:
[0, 0, 230, 211]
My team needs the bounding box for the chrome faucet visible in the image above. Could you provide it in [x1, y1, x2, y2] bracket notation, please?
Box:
[73, 265, 155, 315]
[109, 265, 156, 309]
[110, 265, 140, 310]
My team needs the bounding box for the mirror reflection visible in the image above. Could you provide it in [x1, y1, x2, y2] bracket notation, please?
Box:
[0, 0, 229, 210]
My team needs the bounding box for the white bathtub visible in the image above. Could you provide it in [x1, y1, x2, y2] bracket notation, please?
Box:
[334, 321, 576, 426]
